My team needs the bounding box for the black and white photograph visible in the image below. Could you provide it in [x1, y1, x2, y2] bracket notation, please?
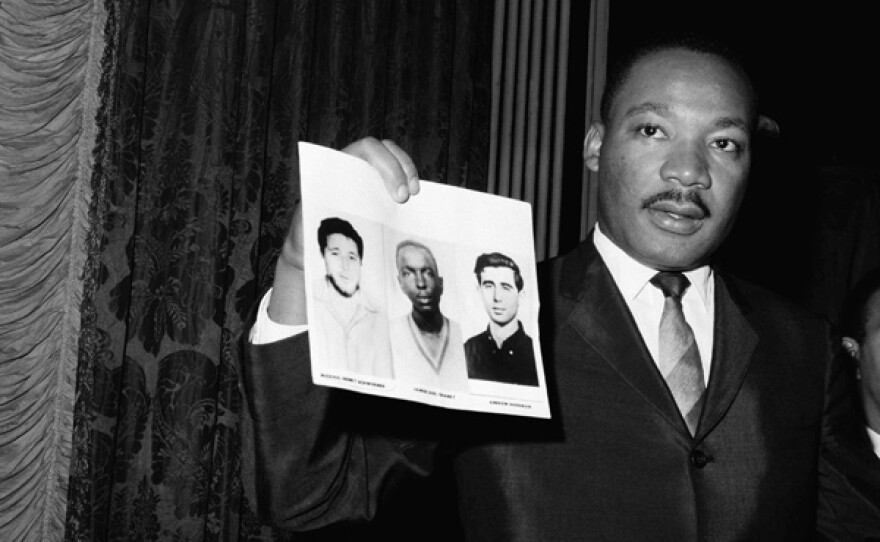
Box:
[384, 233, 470, 394]
[300, 142, 549, 417]
[306, 213, 393, 378]
[5, 1, 880, 540]
[462, 251, 541, 387]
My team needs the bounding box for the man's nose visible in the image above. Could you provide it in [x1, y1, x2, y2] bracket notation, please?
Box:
[415, 272, 426, 288]
[659, 142, 711, 189]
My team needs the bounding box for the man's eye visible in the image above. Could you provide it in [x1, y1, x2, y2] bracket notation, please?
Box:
[636, 124, 664, 138]
[711, 138, 741, 153]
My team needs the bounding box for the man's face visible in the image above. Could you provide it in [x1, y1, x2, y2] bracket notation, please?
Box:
[397, 245, 442, 314]
[323, 233, 361, 296]
[585, 48, 754, 270]
[858, 292, 880, 415]
[478, 266, 520, 326]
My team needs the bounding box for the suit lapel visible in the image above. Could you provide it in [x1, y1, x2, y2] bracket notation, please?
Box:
[560, 240, 687, 434]
[695, 274, 758, 439]
[557, 240, 759, 439]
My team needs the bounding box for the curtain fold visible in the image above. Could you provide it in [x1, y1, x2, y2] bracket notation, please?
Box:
[488, 0, 608, 260]
[488, 0, 571, 261]
[0, 1, 106, 541]
[580, 0, 608, 238]
[65, 1, 493, 540]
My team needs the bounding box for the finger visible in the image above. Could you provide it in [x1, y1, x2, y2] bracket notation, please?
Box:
[342, 137, 411, 203]
[381, 139, 420, 196]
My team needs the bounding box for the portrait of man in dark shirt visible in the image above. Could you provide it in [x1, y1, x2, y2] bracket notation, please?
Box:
[464, 252, 539, 386]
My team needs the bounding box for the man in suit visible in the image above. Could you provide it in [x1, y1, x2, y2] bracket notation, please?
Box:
[244, 35, 880, 540]
[464, 252, 539, 386]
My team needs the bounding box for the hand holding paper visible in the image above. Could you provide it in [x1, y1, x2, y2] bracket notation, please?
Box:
[342, 137, 422, 203]
[298, 142, 550, 418]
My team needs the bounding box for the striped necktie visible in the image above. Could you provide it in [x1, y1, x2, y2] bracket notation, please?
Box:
[650, 272, 705, 435]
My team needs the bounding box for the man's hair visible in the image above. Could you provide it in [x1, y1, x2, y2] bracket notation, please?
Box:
[473, 252, 523, 291]
[318, 217, 363, 259]
[599, 33, 758, 127]
[395, 239, 438, 272]
[840, 268, 880, 343]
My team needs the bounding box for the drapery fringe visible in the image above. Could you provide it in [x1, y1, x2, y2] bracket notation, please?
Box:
[0, 1, 106, 540]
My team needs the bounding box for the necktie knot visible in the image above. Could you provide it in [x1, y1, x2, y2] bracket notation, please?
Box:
[650, 272, 690, 299]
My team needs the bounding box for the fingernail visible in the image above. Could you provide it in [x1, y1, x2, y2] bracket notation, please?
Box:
[397, 185, 409, 201]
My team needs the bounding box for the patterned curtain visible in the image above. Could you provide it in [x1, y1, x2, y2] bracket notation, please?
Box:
[65, 1, 493, 540]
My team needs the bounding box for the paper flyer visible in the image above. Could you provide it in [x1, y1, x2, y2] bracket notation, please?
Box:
[299, 142, 550, 418]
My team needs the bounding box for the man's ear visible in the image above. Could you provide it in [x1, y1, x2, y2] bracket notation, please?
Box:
[842, 337, 861, 361]
[756, 114, 780, 138]
[584, 122, 604, 172]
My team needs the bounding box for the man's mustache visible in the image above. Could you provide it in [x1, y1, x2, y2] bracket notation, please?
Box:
[642, 190, 710, 217]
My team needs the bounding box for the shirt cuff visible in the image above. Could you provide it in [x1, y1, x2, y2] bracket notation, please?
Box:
[249, 287, 308, 344]
[868, 425, 880, 459]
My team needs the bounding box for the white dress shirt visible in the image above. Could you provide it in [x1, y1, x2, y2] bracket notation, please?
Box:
[592, 224, 714, 383]
[249, 287, 306, 344]
[868, 426, 880, 459]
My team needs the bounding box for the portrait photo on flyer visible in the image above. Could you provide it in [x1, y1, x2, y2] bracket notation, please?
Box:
[298, 142, 550, 418]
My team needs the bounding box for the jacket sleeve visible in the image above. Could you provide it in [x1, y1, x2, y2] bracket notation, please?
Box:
[242, 330, 442, 531]
[816, 343, 880, 540]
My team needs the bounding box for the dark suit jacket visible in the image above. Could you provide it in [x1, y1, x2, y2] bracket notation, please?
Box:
[243, 238, 880, 541]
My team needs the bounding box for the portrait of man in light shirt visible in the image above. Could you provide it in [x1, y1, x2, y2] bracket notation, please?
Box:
[388, 240, 467, 392]
[309, 217, 393, 378]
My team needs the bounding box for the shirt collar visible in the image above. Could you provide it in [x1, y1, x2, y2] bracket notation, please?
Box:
[314, 276, 378, 313]
[484, 321, 525, 348]
[868, 425, 880, 456]
[592, 222, 713, 310]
